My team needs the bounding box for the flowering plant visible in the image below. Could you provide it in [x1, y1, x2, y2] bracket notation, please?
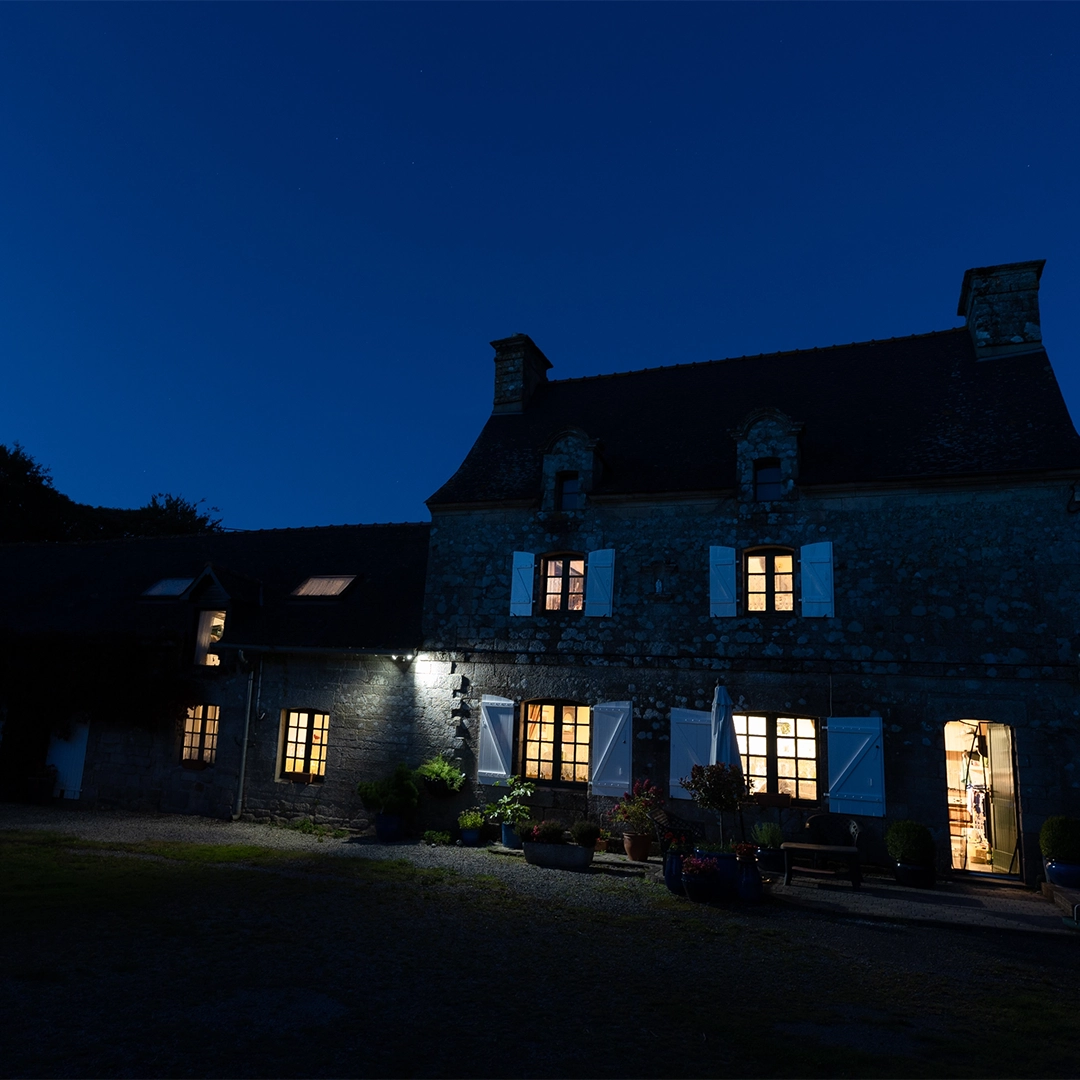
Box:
[663, 831, 693, 855]
[734, 842, 758, 862]
[680, 855, 720, 877]
[609, 779, 664, 835]
[519, 819, 567, 844]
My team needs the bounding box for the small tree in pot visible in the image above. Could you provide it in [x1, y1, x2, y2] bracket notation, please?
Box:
[484, 776, 535, 849]
[886, 820, 936, 888]
[679, 763, 752, 848]
[357, 764, 420, 842]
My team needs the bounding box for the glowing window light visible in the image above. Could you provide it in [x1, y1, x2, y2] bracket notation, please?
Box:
[292, 576, 356, 597]
[522, 702, 590, 784]
[734, 712, 817, 802]
[282, 710, 330, 780]
[182, 704, 220, 767]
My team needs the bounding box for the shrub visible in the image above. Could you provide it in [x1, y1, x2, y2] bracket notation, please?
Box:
[520, 819, 567, 844]
[751, 821, 784, 849]
[1039, 816, 1080, 862]
[457, 808, 484, 830]
[570, 820, 602, 848]
[356, 764, 419, 816]
[415, 754, 466, 793]
[423, 830, 451, 846]
[885, 820, 935, 866]
[609, 779, 664, 834]
[484, 776, 535, 826]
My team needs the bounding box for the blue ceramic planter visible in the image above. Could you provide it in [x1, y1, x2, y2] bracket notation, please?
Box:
[1045, 860, 1080, 888]
[374, 813, 403, 843]
[460, 827, 481, 847]
[663, 851, 685, 895]
[501, 824, 521, 849]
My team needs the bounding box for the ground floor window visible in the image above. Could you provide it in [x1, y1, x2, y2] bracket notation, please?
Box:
[281, 710, 329, 781]
[518, 701, 590, 784]
[733, 713, 818, 802]
[182, 705, 219, 768]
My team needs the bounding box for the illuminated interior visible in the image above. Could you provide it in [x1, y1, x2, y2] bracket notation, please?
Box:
[522, 702, 590, 783]
[283, 710, 329, 778]
[733, 713, 817, 800]
[543, 556, 585, 611]
[746, 552, 793, 612]
[292, 575, 356, 596]
[195, 610, 226, 666]
[182, 704, 219, 766]
[945, 720, 1019, 875]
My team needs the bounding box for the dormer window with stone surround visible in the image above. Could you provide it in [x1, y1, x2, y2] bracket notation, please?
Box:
[754, 459, 782, 501]
[555, 472, 583, 510]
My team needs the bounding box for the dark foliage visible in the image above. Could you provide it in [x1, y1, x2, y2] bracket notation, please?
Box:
[0, 443, 222, 543]
[1039, 816, 1080, 863]
[885, 820, 936, 865]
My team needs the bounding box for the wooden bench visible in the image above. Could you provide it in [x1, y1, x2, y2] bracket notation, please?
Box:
[781, 842, 862, 889]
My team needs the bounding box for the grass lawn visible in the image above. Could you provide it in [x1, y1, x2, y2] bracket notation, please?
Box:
[1, 829, 1077, 1078]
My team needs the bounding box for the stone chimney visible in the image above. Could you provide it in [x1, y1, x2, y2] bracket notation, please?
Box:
[957, 259, 1046, 359]
[491, 333, 552, 413]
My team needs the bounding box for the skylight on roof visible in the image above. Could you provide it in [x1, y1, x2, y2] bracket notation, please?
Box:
[292, 575, 356, 597]
[143, 577, 195, 597]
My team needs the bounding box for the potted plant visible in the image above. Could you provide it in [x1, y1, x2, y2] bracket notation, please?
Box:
[484, 776, 535, 849]
[734, 841, 763, 901]
[662, 832, 693, 895]
[415, 753, 466, 799]
[458, 808, 485, 847]
[357, 763, 419, 842]
[679, 763, 752, 848]
[520, 819, 594, 870]
[886, 820, 936, 888]
[680, 855, 720, 903]
[751, 821, 785, 875]
[609, 779, 663, 860]
[1040, 816, 1080, 888]
[570, 820, 602, 850]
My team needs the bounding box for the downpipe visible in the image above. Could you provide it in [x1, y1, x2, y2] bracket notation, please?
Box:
[232, 651, 258, 821]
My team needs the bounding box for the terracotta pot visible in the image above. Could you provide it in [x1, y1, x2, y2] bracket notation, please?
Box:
[623, 832, 652, 861]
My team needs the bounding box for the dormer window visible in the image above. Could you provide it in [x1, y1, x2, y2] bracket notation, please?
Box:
[555, 472, 583, 511]
[754, 459, 782, 501]
[195, 610, 226, 666]
[292, 575, 355, 597]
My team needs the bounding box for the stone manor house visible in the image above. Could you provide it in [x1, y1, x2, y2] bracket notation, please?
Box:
[2, 259, 1078, 884]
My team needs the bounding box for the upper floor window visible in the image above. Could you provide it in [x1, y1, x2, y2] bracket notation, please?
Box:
[182, 705, 220, 769]
[555, 472, 583, 510]
[754, 458, 782, 501]
[292, 575, 355, 597]
[543, 554, 585, 612]
[519, 701, 591, 785]
[745, 549, 793, 612]
[195, 610, 226, 666]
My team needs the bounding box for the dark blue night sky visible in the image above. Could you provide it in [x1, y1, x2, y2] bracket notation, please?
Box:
[2, 3, 1077, 530]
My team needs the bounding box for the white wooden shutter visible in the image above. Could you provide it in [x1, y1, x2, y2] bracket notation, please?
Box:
[45, 720, 90, 800]
[590, 700, 632, 796]
[709, 546, 737, 618]
[800, 541, 834, 618]
[477, 696, 515, 786]
[827, 717, 885, 817]
[509, 552, 534, 617]
[584, 548, 615, 617]
[669, 708, 712, 800]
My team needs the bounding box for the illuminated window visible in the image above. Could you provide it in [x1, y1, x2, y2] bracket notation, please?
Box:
[182, 705, 220, 768]
[733, 713, 818, 802]
[519, 702, 591, 785]
[292, 576, 356, 597]
[195, 610, 226, 666]
[754, 459, 782, 501]
[542, 554, 586, 612]
[280, 710, 330, 782]
[745, 549, 793, 613]
[555, 472, 583, 510]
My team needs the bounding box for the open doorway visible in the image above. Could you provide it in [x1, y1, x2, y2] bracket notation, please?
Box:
[944, 720, 1020, 876]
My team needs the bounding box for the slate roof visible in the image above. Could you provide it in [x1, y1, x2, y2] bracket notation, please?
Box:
[0, 523, 429, 652]
[428, 329, 1080, 506]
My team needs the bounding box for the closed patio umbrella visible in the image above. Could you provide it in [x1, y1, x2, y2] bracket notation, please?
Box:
[710, 683, 742, 772]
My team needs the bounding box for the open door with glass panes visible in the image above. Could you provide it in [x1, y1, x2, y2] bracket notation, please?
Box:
[943, 720, 1020, 876]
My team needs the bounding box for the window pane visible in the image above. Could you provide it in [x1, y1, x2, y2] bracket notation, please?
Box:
[777, 738, 796, 758]
[778, 777, 796, 796]
[778, 758, 796, 778]
[748, 575, 766, 592]
[748, 594, 766, 611]
[570, 561, 584, 577]
[748, 716, 767, 736]
[797, 738, 815, 759]
[748, 757, 768, 778]
[796, 717, 816, 738]
[568, 593, 584, 611]
[776, 718, 793, 737]
[561, 762, 575, 782]
[798, 759, 817, 779]
[575, 763, 588, 782]
[539, 762, 552, 780]
[774, 574, 793, 593]
[775, 594, 793, 610]
[747, 556, 766, 574]
[798, 779, 817, 800]
[774, 555, 793, 573]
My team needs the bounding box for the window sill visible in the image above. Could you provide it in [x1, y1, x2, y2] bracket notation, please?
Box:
[180, 759, 212, 772]
[280, 773, 325, 785]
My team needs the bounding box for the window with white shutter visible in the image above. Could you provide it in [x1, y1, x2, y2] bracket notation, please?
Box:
[800, 541, 834, 618]
[709, 546, 736, 618]
[584, 548, 615, 617]
[478, 696, 515, 786]
[669, 708, 712, 800]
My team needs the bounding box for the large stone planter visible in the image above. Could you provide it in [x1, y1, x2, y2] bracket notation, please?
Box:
[522, 842, 594, 871]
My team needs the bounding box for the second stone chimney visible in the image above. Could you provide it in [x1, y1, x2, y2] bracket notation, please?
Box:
[491, 333, 552, 413]
[957, 259, 1046, 359]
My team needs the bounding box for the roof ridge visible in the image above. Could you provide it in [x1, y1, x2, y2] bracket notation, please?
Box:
[548, 326, 967, 386]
